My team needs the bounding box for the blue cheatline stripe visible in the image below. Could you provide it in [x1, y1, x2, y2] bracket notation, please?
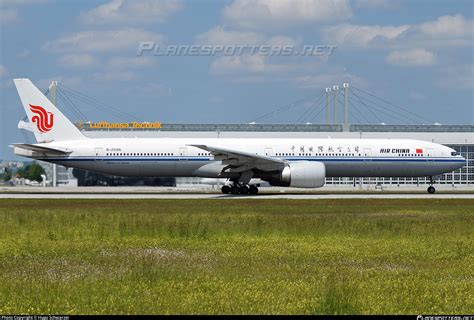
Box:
[36, 156, 466, 163]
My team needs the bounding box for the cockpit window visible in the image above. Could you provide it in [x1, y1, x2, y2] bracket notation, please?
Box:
[451, 151, 458, 156]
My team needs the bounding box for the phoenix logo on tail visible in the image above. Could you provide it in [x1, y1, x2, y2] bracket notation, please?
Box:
[29, 104, 54, 132]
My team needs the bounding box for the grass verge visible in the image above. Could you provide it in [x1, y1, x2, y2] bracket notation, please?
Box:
[0, 199, 472, 314]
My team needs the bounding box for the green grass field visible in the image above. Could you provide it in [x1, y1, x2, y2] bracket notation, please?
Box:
[0, 199, 472, 314]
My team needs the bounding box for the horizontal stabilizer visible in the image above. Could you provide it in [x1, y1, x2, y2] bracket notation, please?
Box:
[10, 143, 72, 156]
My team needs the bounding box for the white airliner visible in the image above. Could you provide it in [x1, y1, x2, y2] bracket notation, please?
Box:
[11, 79, 465, 194]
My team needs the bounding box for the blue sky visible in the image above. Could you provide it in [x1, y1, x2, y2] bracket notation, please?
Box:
[0, 0, 473, 159]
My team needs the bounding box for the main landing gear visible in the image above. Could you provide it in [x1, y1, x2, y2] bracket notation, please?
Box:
[427, 176, 436, 194]
[221, 183, 259, 195]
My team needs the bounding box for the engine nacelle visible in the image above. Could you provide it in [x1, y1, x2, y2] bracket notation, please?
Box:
[271, 161, 326, 188]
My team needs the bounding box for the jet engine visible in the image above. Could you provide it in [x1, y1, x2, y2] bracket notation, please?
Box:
[268, 161, 326, 188]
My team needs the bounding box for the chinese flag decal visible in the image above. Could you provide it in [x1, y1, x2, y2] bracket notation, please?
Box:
[416, 148, 423, 154]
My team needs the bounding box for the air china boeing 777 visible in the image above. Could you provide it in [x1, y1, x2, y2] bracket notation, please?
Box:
[11, 79, 465, 194]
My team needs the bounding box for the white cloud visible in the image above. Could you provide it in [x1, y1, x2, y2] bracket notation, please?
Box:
[59, 54, 99, 68]
[93, 71, 136, 82]
[210, 55, 266, 75]
[418, 14, 473, 38]
[322, 15, 473, 48]
[222, 0, 352, 30]
[107, 56, 155, 70]
[195, 26, 264, 46]
[209, 53, 336, 86]
[266, 35, 302, 47]
[195, 26, 302, 50]
[44, 28, 165, 53]
[0, 64, 8, 77]
[197, 25, 313, 85]
[385, 48, 437, 67]
[80, 0, 183, 25]
[208, 59, 368, 89]
[322, 23, 410, 48]
[197, 26, 311, 84]
[211, 58, 320, 83]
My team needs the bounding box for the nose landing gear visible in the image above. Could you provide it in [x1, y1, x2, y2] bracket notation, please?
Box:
[427, 176, 436, 194]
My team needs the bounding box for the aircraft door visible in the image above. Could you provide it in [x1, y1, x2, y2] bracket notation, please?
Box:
[264, 147, 273, 157]
[94, 147, 105, 171]
[363, 148, 372, 161]
[94, 148, 104, 159]
[427, 148, 434, 161]
[178, 147, 187, 161]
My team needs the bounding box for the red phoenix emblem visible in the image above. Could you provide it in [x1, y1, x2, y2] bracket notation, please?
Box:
[29, 104, 54, 133]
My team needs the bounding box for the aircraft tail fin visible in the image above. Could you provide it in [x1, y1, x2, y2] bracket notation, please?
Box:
[13, 78, 86, 142]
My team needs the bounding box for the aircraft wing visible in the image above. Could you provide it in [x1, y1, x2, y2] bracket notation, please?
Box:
[10, 143, 72, 155]
[188, 144, 286, 172]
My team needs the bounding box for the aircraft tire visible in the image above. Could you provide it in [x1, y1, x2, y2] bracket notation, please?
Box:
[249, 185, 259, 194]
[221, 185, 231, 194]
[231, 185, 240, 194]
[240, 185, 249, 194]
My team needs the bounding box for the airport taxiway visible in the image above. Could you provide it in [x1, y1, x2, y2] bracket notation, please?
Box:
[1, 193, 473, 199]
[1, 186, 472, 199]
